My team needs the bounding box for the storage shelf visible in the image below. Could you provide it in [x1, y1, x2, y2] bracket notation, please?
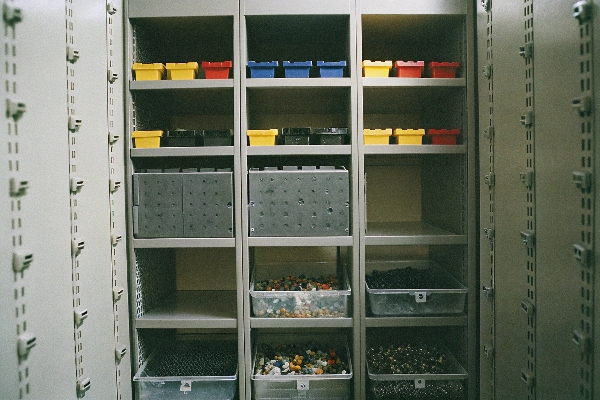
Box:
[244, 0, 351, 15]
[247, 145, 351, 156]
[130, 80, 234, 91]
[131, 147, 235, 158]
[360, 0, 467, 15]
[362, 78, 465, 88]
[365, 315, 468, 327]
[135, 290, 237, 329]
[129, 0, 238, 18]
[248, 236, 353, 247]
[362, 144, 466, 155]
[133, 238, 236, 248]
[365, 222, 466, 245]
[251, 317, 353, 329]
[245, 78, 351, 88]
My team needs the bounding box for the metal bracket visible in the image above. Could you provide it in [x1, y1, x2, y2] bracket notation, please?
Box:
[573, 244, 592, 268]
[77, 377, 91, 397]
[9, 178, 29, 197]
[111, 234, 122, 246]
[68, 116, 82, 132]
[483, 286, 494, 301]
[74, 307, 88, 326]
[12, 248, 33, 272]
[71, 238, 85, 256]
[520, 111, 534, 127]
[109, 179, 121, 193]
[521, 369, 535, 388]
[107, 1, 118, 15]
[519, 42, 534, 59]
[520, 169, 534, 189]
[572, 95, 592, 115]
[17, 332, 36, 358]
[483, 343, 495, 359]
[481, 0, 491, 12]
[572, 330, 592, 352]
[484, 227, 495, 241]
[483, 126, 494, 139]
[70, 177, 85, 193]
[113, 286, 124, 302]
[521, 299, 535, 316]
[6, 99, 26, 121]
[108, 131, 120, 144]
[107, 69, 119, 83]
[572, 171, 592, 191]
[485, 173, 495, 189]
[67, 45, 80, 63]
[520, 230, 535, 248]
[115, 344, 127, 361]
[573, 0, 592, 22]
[2, 3, 22, 25]
[483, 64, 493, 79]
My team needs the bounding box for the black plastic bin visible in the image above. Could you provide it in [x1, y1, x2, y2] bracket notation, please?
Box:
[312, 128, 349, 145]
[163, 130, 198, 147]
[201, 129, 233, 146]
[279, 127, 312, 145]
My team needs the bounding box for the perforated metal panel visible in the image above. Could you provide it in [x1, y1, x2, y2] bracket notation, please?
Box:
[133, 173, 183, 238]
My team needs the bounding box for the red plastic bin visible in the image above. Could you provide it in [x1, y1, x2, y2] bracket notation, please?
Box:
[428, 128, 460, 145]
[428, 62, 460, 78]
[201, 61, 232, 79]
[394, 61, 424, 78]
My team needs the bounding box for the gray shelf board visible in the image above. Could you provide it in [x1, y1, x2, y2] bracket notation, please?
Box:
[362, 145, 466, 155]
[248, 236, 353, 247]
[245, 78, 351, 88]
[135, 290, 237, 329]
[362, 78, 465, 88]
[129, 0, 238, 18]
[247, 145, 351, 156]
[365, 222, 466, 245]
[131, 147, 235, 158]
[244, 0, 351, 15]
[365, 315, 468, 327]
[251, 317, 353, 329]
[360, 1, 466, 15]
[133, 237, 236, 248]
[130, 79, 234, 91]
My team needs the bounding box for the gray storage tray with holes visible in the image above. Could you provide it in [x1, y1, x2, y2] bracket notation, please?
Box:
[248, 166, 349, 237]
[133, 170, 233, 238]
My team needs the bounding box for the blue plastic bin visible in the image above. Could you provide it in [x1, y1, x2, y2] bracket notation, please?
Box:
[282, 61, 312, 78]
[248, 61, 279, 78]
[317, 61, 346, 78]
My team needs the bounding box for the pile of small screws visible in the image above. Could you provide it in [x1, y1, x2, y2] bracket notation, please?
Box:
[145, 340, 237, 377]
[255, 274, 340, 291]
[369, 380, 464, 399]
[255, 341, 349, 376]
[366, 267, 446, 289]
[367, 340, 449, 375]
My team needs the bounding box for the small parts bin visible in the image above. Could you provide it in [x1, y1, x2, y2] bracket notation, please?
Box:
[132, 63, 165, 81]
[312, 128, 349, 145]
[166, 62, 199, 80]
[279, 127, 311, 145]
[428, 128, 460, 145]
[164, 130, 197, 147]
[394, 61, 425, 78]
[248, 61, 278, 78]
[250, 262, 350, 318]
[201, 61, 232, 79]
[363, 60, 392, 77]
[428, 61, 460, 78]
[393, 129, 425, 145]
[365, 260, 467, 316]
[317, 61, 346, 78]
[283, 61, 313, 78]
[364, 129, 392, 145]
[247, 129, 278, 146]
[134, 339, 238, 400]
[132, 130, 164, 148]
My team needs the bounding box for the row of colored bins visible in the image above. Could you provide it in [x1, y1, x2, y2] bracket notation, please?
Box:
[131, 130, 233, 148]
[363, 129, 460, 145]
[132, 61, 233, 80]
[247, 128, 349, 146]
[248, 61, 346, 78]
[362, 60, 460, 78]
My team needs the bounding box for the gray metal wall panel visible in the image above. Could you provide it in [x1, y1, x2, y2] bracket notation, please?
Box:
[490, 0, 531, 398]
[1, 1, 75, 399]
[532, 1, 582, 397]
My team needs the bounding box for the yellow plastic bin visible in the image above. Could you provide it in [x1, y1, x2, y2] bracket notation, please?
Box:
[362, 60, 392, 77]
[132, 130, 164, 148]
[132, 63, 165, 81]
[364, 129, 392, 145]
[247, 129, 278, 146]
[165, 62, 199, 80]
[393, 128, 425, 145]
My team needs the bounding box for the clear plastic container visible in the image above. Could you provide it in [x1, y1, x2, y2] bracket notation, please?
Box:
[365, 260, 467, 316]
[252, 334, 353, 400]
[250, 262, 351, 318]
[134, 338, 238, 400]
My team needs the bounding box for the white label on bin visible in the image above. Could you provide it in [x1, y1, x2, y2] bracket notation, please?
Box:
[297, 380, 309, 391]
[180, 380, 192, 392]
[415, 292, 427, 303]
[414, 378, 425, 389]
